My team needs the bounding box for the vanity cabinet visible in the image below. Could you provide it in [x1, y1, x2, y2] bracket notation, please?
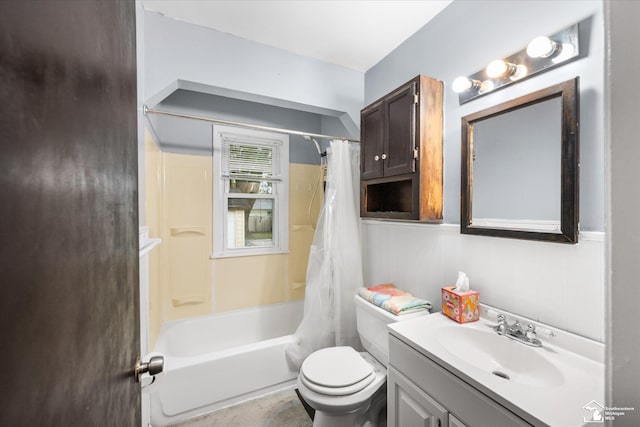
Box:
[388, 366, 450, 427]
[360, 75, 443, 221]
[448, 414, 467, 427]
[388, 335, 533, 427]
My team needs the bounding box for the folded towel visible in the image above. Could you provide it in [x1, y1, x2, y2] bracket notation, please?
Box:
[358, 284, 432, 315]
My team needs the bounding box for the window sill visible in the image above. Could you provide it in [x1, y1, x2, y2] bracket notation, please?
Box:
[209, 249, 289, 259]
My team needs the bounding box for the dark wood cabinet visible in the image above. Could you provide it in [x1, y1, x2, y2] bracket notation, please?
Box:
[385, 82, 417, 177]
[361, 100, 385, 180]
[360, 75, 443, 221]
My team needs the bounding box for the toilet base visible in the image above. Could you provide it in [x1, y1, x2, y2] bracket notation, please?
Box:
[313, 408, 365, 427]
[295, 388, 315, 421]
[310, 385, 387, 427]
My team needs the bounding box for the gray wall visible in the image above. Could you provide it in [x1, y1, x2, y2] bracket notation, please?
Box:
[606, 1, 640, 424]
[366, 0, 604, 231]
[143, 10, 363, 131]
[139, 7, 365, 222]
[148, 89, 329, 164]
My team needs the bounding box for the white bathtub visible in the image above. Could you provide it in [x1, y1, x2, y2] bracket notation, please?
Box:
[148, 300, 303, 426]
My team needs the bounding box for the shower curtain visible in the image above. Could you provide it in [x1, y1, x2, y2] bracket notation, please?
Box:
[285, 140, 364, 371]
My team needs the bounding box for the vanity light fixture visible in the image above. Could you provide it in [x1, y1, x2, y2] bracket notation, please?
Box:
[526, 36, 559, 58]
[550, 43, 576, 64]
[452, 78, 495, 95]
[485, 60, 528, 81]
[452, 23, 580, 104]
[478, 80, 495, 94]
[527, 35, 576, 64]
[510, 65, 528, 81]
[452, 76, 481, 93]
[486, 60, 517, 78]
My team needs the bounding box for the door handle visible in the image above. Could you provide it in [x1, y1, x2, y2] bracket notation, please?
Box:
[374, 155, 380, 161]
[135, 355, 164, 383]
[381, 153, 387, 160]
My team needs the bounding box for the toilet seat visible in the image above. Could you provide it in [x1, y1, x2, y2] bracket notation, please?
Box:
[300, 346, 375, 396]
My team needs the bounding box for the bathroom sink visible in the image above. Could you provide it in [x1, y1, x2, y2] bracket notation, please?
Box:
[436, 325, 564, 387]
[387, 308, 605, 427]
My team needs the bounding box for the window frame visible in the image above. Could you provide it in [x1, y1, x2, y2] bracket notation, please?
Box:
[212, 125, 289, 258]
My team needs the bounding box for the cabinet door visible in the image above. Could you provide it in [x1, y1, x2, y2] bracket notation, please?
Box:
[388, 366, 448, 427]
[449, 414, 467, 427]
[361, 100, 385, 180]
[384, 81, 417, 177]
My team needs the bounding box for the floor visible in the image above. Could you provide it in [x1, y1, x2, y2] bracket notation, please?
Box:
[170, 388, 313, 427]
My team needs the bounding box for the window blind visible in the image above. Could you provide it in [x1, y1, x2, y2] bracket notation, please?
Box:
[220, 133, 281, 182]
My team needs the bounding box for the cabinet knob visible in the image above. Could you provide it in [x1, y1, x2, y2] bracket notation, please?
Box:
[374, 155, 380, 161]
[381, 153, 387, 160]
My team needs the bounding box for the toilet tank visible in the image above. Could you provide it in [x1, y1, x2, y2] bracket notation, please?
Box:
[355, 294, 429, 367]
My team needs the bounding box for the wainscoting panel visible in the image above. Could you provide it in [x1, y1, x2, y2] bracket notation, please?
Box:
[362, 220, 604, 342]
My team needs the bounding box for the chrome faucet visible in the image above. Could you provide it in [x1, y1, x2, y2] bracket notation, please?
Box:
[494, 314, 509, 335]
[509, 320, 525, 336]
[492, 315, 542, 347]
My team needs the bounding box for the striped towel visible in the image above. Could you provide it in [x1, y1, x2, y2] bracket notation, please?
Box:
[358, 284, 432, 315]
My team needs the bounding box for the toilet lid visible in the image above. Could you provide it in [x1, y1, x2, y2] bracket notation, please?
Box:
[300, 370, 376, 396]
[301, 346, 374, 389]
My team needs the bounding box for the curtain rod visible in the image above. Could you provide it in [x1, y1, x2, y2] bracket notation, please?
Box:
[143, 105, 359, 143]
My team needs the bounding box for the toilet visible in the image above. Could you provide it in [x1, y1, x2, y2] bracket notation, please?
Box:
[297, 294, 430, 427]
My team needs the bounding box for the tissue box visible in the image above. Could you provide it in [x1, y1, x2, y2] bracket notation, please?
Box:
[441, 286, 480, 323]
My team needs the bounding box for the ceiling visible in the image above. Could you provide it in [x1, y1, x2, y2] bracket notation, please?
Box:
[140, 0, 452, 72]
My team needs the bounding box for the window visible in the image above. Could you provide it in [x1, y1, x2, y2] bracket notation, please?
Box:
[212, 125, 289, 257]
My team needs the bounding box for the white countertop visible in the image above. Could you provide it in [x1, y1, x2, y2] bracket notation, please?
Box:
[388, 308, 605, 426]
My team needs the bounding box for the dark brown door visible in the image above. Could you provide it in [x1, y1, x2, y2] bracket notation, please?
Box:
[361, 100, 385, 180]
[385, 81, 417, 177]
[0, 1, 140, 426]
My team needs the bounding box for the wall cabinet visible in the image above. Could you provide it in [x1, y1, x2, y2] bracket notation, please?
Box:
[360, 75, 443, 221]
[388, 335, 533, 427]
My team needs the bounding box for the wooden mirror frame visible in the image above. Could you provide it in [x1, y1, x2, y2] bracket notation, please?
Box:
[460, 77, 579, 243]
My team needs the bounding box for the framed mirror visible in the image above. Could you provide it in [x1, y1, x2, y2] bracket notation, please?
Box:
[460, 77, 579, 243]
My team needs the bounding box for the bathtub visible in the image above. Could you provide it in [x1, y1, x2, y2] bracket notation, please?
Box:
[148, 300, 303, 426]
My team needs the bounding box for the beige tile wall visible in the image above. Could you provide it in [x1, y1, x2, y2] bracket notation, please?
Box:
[144, 130, 163, 347]
[288, 164, 324, 301]
[145, 134, 322, 347]
[162, 152, 212, 320]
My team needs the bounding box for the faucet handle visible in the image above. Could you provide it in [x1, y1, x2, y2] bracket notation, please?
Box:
[525, 324, 537, 341]
[493, 314, 508, 335]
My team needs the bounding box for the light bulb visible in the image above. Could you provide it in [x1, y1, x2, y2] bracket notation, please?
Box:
[478, 80, 494, 94]
[527, 36, 558, 58]
[486, 59, 516, 79]
[452, 76, 471, 93]
[551, 43, 576, 64]
[452, 76, 479, 93]
[510, 65, 528, 81]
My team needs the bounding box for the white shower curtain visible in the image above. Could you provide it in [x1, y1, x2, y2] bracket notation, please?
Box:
[285, 140, 364, 371]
